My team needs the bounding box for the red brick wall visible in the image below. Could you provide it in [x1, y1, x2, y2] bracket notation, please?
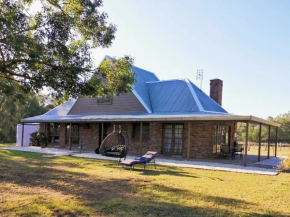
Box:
[78, 123, 99, 151]
[40, 121, 236, 159]
[103, 122, 163, 156]
[210, 79, 223, 106]
[59, 123, 66, 147]
[186, 121, 236, 159]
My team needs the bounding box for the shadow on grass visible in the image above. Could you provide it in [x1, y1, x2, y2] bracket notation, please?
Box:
[0, 149, 288, 217]
[104, 163, 200, 178]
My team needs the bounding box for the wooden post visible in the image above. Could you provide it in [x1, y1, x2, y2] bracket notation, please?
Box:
[21, 123, 25, 147]
[139, 122, 143, 156]
[101, 122, 104, 143]
[275, 127, 278, 157]
[187, 122, 191, 160]
[258, 123, 262, 162]
[44, 123, 47, 146]
[69, 123, 72, 151]
[244, 122, 249, 166]
[267, 125, 271, 159]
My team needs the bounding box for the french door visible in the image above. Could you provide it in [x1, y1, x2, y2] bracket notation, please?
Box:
[66, 124, 79, 144]
[163, 124, 184, 155]
[212, 125, 231, 154]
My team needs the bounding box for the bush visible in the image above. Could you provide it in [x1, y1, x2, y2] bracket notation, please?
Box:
[278, 156, 290, 172]
[30, 132, 39, 146]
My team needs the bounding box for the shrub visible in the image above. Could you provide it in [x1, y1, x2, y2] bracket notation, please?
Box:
[278, 156, 290, 172]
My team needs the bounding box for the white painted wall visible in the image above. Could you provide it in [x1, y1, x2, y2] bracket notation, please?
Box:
[16, 124, 40, 147]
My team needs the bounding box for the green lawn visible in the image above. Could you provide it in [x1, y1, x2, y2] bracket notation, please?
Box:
[247, 146, 290, 157]
[0, 149, 289, 217]
[0, 143, 16, 148]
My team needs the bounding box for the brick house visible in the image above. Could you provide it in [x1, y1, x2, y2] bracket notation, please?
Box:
[21, 64, 279, 165]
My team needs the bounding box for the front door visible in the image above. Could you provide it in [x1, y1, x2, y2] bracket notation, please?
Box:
[163, 124, 184, 155]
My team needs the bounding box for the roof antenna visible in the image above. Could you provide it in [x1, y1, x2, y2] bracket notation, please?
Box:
[196, 69, 203, 90]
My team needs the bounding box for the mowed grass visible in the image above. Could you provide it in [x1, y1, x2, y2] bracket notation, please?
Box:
[247, 146, 290, 157]
[0, 143, 16, 148]
[0, 150, 290, 217]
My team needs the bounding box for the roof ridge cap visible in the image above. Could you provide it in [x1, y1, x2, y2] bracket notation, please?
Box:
[185, 78, 204, 112]
[146, 78, 186, 84]
[188, 80, 228, 113]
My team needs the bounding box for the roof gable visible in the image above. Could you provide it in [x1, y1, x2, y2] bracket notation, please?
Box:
[68, 93, 147, 115]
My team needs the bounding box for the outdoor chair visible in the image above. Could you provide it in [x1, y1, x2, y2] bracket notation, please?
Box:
[119, 151, 157, 170]
[231, 144, 244, 158]
[220, 144, 231, 158]
[98, 125, 129, 162]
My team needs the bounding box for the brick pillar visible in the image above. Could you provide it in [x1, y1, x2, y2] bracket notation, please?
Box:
[59, 123, 67, 147]
[210, 79, 223, 106]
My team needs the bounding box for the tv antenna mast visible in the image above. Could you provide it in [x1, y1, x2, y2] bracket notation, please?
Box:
[196, 69, 203, 89]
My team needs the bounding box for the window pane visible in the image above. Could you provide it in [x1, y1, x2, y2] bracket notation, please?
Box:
[174, 125, 183, 153]
[133, 123, 140, 140]
[133, 123, 149, 140]
[66, 124, 79, 144]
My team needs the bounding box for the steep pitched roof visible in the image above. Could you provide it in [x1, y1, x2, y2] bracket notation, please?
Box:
[22, 60, 229, 122]
[188, 80, 227, 113]
[144, 78, 227, 114]
[147, 79, 199, 112]
[44, 101, 76, 116]
[131, 66, 159, 113]
[101, 56, 227, 114]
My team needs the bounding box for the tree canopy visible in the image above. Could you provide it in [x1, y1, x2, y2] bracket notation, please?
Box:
[0, 93, 54, 143]
[0, 0, 135, 99]
[270, 112, 290, 143]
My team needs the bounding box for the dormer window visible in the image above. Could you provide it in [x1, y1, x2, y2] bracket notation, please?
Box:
[97, 95, 112, 105]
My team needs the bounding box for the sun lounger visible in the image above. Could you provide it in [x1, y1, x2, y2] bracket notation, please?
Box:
[119, 151, 157, 170]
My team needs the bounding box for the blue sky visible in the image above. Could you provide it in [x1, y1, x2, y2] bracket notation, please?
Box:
[91, 0, 290, 119]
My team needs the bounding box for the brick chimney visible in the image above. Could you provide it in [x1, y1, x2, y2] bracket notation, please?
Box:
[210, 79, 223, 106]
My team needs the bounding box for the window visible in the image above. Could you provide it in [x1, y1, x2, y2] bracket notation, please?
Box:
[96, 95, 112, 104]
[66, 124, 80, 144]
[163, 124, 184, 155]
[213, 125, 230, 154]
[49, 123, 60, 143]
[84, 123, 90, 129]
[133, 123, 149, 141]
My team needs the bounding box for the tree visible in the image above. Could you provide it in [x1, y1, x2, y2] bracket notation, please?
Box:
[0, 0, 135, 99]
[271, 112, 290, 144]
[237, 123, 269, 143]
[0, 93, 52, 143]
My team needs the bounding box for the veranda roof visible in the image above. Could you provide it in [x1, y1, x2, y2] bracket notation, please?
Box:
[21, 112, 280, 127]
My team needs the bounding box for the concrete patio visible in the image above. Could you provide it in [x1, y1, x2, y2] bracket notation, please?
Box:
[2, 146, 284, 175]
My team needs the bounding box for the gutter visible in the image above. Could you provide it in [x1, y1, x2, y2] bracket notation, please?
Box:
[21, 114, 280, 127]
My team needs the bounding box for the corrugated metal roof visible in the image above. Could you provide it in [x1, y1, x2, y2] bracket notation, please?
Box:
[189, 81, 228, 113]
[20, 112, 280, 127]
[131, 66, 159, 113]
[44, 101, 76, 116]
[20, 57, 279, 127]
[147, 79, 199, 112]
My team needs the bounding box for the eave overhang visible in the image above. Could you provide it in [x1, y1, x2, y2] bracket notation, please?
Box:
[21, 114, 280, 127]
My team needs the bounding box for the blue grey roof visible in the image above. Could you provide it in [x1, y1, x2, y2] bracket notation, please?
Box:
[132, 66, 159, 112]
[147, 80, 199, 112]
[20, 112, 281, 127]
[21, 111, 233, 123]
[189, 81, 228, 113]
[44, 101, 76, 116]
[22, 57, 232, 123]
